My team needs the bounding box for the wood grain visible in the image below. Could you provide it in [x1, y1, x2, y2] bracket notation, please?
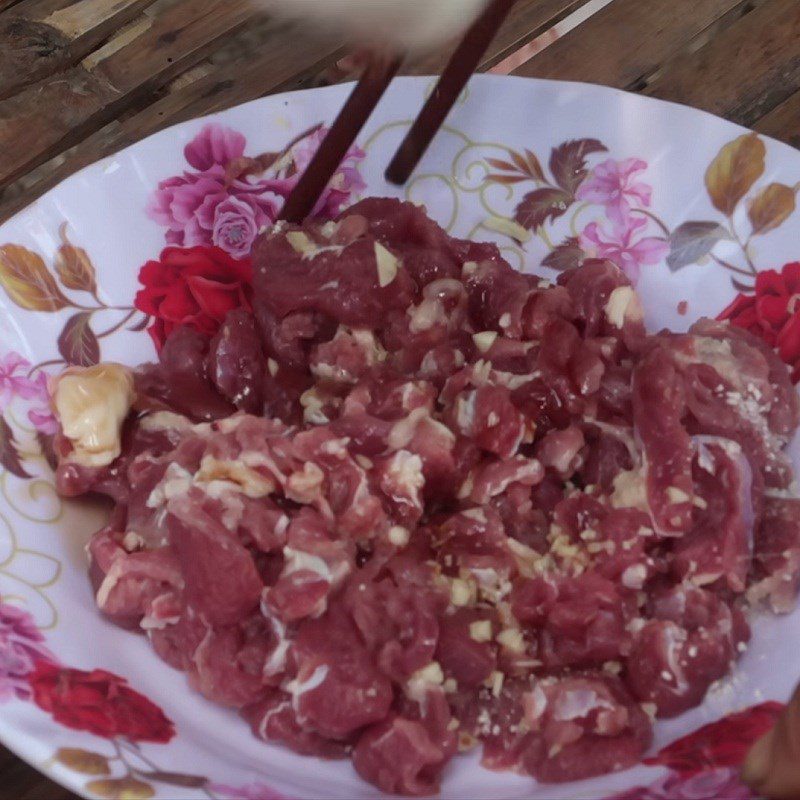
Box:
[643, 0, 800, 128]
[755, 89, 800, 149]
[0, 0, 158, 98]
[0, 0, 259, 188]
[510, 0, 749, 88]
[0, 19, 344, 221]
[0, 745, 79, 800]
[0, 0, 594, 218]
[411, 0, 592, 73]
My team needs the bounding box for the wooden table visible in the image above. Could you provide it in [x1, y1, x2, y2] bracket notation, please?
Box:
[0, 0, 799, 795]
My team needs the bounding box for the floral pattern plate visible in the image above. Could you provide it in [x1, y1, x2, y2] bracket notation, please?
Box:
[1, 75, 799, 800]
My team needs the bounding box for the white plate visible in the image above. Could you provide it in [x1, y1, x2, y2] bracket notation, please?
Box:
[1, 75, 798, 800]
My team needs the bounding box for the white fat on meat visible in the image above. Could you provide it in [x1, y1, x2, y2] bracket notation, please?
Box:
[621, 564, 648, 590]
[282, 547, 333, 583]
[385, 450, 425, 501]
[52, 363, 135, 468]
[406, 661, 444, 709]
[408, 298, 446, 333]
[659, 623, 690, 695]
[286, 462, 326, 504]
[146, 463, 194, 508]
[261, 604, 292, 678]
[611, 469, 649, 511]
[300, 387, 332, 425]
[138, 411, 193, 436]
[388, 408, 455, 452]
[256, 699, 292, 741]
[525, 684, 548, 724]
[285, 664, 330, 713]
[456, 391, 477, 434]
[195, 456, 276, 498]
[552, 689, 615, 722]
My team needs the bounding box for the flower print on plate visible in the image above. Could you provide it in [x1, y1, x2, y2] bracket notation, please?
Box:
[0, 603, 57, 702]
[608, 768, 758, 800]
[580, 215, 670, 283]
[134, 245, 254, 351]
[719, 262, 800, 382]
[208, 782, 289, 800]
[575, 158, 653, 226]
[146, 123, 367, 258]
[29, 661, 176, 743]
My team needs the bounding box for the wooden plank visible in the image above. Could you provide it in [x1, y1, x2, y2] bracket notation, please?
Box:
[0, 0, 258, 189]
[510, 0, 748, 88]
[643, 0, 800, 129]
[0, 0, 158, 98]
[411, 0, 591, 73]
[0, 18, 344, 221]
[754, 89, 800, 149]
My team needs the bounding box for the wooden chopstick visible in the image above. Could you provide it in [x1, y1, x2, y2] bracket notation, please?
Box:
[278, 50, 403, 223]
[385, 0, 517, 186]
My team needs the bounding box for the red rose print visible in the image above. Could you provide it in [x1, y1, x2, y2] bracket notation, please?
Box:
[644, 702, 784, 776]
[135, 245, 253, 352]
[28, 661, 175, 743]
[718, 262, 800, 382]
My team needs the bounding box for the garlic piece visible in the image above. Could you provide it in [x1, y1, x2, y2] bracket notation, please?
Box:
[375, 242, 399, 287]
[604, 286, 644, 329]
[52, 364, 135, 468]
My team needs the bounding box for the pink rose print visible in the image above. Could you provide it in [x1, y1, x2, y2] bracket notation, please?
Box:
[147, 123, 366, 257]
[0, 602, 57, 703]
[607, 768, 757, 800]
[208, 782, 289, 800]
[184, 124, 247, 172]
[577, 158, 653, 225]
[204, 194, 273, 261]
[581, 215, 669, 283]
[284, 126, 367, 218]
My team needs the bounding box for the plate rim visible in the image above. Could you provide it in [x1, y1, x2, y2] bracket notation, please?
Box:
[2, 72, 799, 800]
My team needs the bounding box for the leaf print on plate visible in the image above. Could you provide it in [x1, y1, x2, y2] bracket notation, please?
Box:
[747, 183, 797, 236]
[482, 138, 669, 282]
[514, 187, 573, 230]
[548, 138, 608, 195]
[54, 748, 113, 776]
[0, 245, 70, 312]
[86, 777, 155, 800]
[667, 221, 731, 272]
[705, 133, 766, 217]
[57, 313, 101, 367]
[54, 224, 99, 297]
[542, 237, 585, 272]
[0, 416, 31, 479]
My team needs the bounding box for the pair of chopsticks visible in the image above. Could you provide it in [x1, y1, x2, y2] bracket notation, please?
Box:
[279, 0, 516, 223]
